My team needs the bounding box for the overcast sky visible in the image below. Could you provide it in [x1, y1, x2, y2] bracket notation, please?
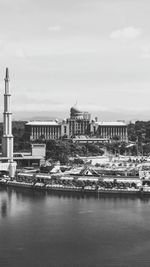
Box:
[0, 0, 150, 119]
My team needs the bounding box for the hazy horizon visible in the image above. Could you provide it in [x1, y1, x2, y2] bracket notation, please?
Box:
[0, 0, 150, 120]
[6, 109, 150, 122]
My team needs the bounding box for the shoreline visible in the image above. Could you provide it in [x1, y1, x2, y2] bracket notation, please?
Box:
[0, 179, 148, 196]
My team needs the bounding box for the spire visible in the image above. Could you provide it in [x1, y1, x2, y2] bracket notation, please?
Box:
[74, 99, 78, 107]
[2, 67, 13, 160]
[5, 67, 10, 81]
[5, 68, 9, 80]
[4, 67, 10, 95]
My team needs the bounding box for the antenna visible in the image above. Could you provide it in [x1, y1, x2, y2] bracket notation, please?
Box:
[74, 99, 78, 107]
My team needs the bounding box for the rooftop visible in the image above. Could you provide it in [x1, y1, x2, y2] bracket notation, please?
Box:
[97, 121, 127, 126]
[26, 121, 60, 126]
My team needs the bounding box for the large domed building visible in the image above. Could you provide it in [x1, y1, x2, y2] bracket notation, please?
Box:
[70, 106, 90, 120]
[61, 105, 128, 142]
[61, 105, 91, 137]
[25, 104, 128, 143]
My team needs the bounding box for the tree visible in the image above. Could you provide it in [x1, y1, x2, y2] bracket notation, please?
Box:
[46, 140, 70, 164]
[73, 158, 84, 165]
[112, 135, 120, 141]
[84, 143, 104, 156]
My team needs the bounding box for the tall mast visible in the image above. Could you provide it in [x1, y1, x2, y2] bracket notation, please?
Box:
[2, 68, 14, 161]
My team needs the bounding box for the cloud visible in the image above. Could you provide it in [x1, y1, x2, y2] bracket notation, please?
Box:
[110, 27, 141, 40]
[140, 45, 150, 59]
[15, 47, 26, 58]
[48, 25, 61, 32]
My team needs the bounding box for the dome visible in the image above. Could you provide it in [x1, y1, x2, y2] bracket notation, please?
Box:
[70, 106, 83, 118]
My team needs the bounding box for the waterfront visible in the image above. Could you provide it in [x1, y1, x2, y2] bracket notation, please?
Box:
[0, 189, 150, 266]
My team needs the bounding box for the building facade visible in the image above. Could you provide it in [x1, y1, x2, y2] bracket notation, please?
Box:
[90, 121, 128, 142]
[25, 121, 61, 141]
[61, 106, 91, 138]
[25, 106, 128, 142]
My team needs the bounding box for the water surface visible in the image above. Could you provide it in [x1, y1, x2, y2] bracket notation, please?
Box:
[0, 187, 150, 267]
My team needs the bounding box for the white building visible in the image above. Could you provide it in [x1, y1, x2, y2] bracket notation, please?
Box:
[25, 107, 128, 143]
[90, 121, 128, 142]
[26, 121, 61, 141]
[61, 106, 91, 138]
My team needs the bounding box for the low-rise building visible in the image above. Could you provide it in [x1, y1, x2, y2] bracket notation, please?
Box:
[13, 144, 46, 167]
[90, 121, 128, 142]
[25, 121, 61, 141]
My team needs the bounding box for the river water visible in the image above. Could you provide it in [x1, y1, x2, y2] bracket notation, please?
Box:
[0, 187, 150, 267]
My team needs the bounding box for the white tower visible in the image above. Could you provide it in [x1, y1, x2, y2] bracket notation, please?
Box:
[2, 68, 14, 161]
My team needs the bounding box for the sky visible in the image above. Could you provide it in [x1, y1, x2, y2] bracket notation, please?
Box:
[0, 0, 150, 120]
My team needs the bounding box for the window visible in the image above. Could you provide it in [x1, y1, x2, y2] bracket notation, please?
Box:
[64, 126, 67, 134]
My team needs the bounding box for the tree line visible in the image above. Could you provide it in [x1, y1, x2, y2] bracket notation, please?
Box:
[0, 120, 150, 158]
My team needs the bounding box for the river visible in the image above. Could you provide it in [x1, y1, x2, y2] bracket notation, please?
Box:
[0, 187, 150, 267]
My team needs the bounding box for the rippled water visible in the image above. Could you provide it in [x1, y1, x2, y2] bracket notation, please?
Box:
[0, 187, 150, 267]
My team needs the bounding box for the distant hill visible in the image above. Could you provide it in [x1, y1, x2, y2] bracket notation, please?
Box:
[91, 110, 150, 122]
[12, 111, 68, 121]
[5, 109, 150, 122]
[28, 116, 62, 121]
